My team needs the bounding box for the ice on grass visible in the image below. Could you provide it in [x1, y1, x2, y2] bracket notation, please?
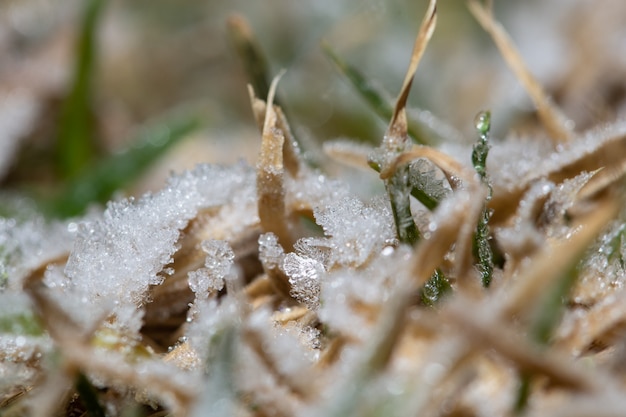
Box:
[318, 246, 412, 342]
[188, 240, 235, 299]
[0, 216, 73, 290]
[495, 179, 554, 258]
[258, 232, 285, 271]
[283, 253, 324, 309]
[63, 162, 255, 331]
[571, 219, 626, 306]
[312, 195, 395, 268]
[286, 168, 350, 214]
[539, 170, 596, 239]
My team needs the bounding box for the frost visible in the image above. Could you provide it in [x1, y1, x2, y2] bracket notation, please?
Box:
[283, 253, 324, 309]
[188, 240, 234, 299]
[539, 171, 595, 239]
[313, 195, 396, 267]
[63, 163, 254, 331]
[0, 216, 72, 290]
[258, 232, 285, 271]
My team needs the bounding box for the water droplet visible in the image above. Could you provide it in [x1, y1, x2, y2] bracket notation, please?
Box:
[474, 110, 491, 136]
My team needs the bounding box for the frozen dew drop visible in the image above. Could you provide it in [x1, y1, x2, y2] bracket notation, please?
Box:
[474, 110, 491, 136]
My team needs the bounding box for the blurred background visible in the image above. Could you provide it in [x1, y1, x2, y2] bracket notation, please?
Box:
[0, 0, 625, 215]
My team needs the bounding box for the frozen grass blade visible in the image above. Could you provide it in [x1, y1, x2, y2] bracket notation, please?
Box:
[467, 0, 572, 145]
[321, 43, 429, 145]
[57, 0, 106, 179]
[256, 72, 295, 251]
[372, 0, 437, 245]
[471, 111, 494, 287]
[48, 114, 201, 218]
[420, 268, 451, 306]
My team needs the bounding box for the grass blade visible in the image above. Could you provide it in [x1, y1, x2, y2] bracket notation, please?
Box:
[322, 42, 429, 145]
[75, 373, 106, 417]
[49, 114, 202, 218]
[57, 0, 106, 179]
[471, 111, 494, 287]
[227, 15, 273, 104]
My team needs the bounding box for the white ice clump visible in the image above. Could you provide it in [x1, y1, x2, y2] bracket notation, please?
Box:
[313, 195, 395, 268]
[63, 163, 254, 332]
[258, 232, 285, 271]
[318, 245, 412, 342]
[188, 239, 235, 299]
[283, 253, 324, 309]
[0, 216, 73, 290]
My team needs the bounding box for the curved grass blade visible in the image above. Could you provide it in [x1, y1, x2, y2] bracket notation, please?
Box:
[48, 114, 202, 218]
[57, 0, 106, 179]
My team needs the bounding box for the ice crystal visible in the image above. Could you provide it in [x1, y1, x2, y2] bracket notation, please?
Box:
[313, 195, 395, 267]
[63, 163, 254, 331]
[258, 232, 285, 271]
[188, 240, 234, 300]
[283, 253, 324, 309]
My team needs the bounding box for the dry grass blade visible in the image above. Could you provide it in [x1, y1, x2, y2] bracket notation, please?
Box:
[248, 86, 302, 177]
[323, 140, 373, 170]
[443, 297, 597, 392]
[467, 0, 573, 145]
[390, 0, 437, 135]
[490, 132, 626, 224]
[410, 189, 477, 288]
[255, 72, 295, 252]
[381, 145, 474, 186]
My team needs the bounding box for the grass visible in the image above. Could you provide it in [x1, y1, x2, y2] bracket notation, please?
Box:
[1, 1, 626, 416]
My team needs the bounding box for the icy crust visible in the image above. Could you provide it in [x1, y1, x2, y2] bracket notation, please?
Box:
[428, 119, 626, 204]
[62, 162, 255, 330]
[0, 216, 73, 290]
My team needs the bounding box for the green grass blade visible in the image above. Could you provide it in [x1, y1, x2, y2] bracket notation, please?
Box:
[387, 165, 420, 246]
[57, 0, 106, 179]
[322, 43, 430, 145]
[471, 111, 494, 287]
[49, 114, 202, 218]
[227, 15, 273, 103]
[75, 373, 106, 417]
[421, 269, 452, 306]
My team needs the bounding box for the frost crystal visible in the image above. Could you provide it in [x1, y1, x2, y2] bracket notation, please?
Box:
[188, 240, 235, 298]
[283, 253, 324, 309]
[63, 163, 254, 330]
[258, 232, 285, 270]
[313, 195, 395, 267]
